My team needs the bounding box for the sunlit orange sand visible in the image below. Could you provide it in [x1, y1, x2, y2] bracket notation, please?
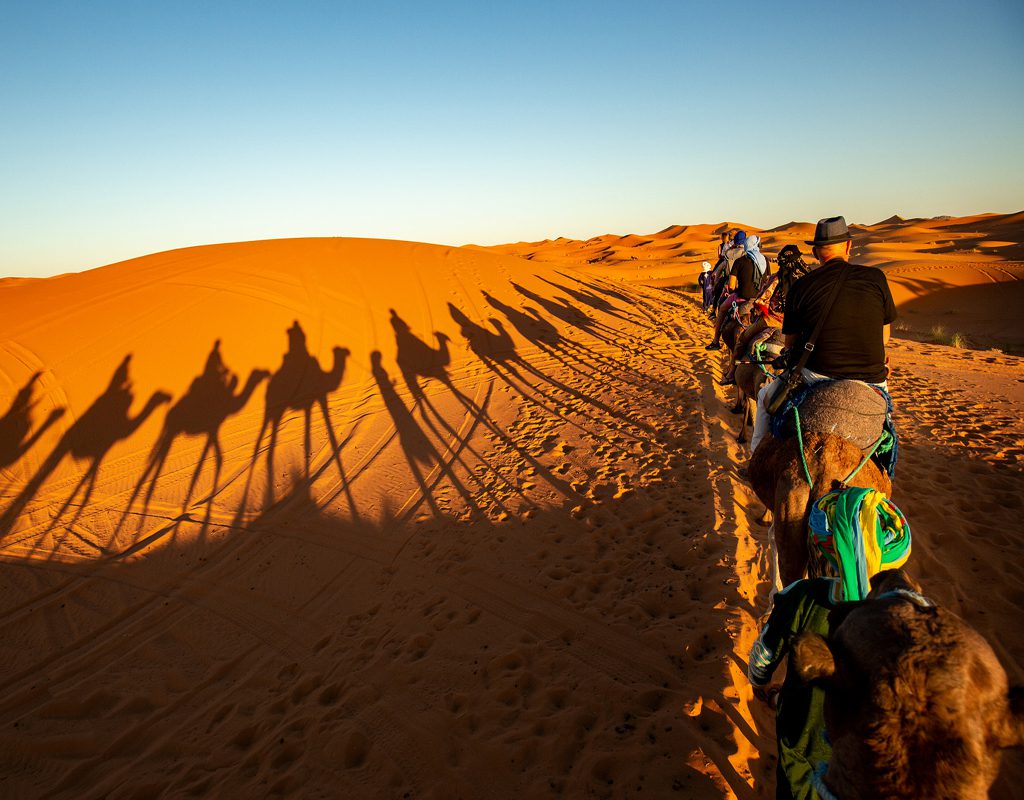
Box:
[1, 215, 1021, 797]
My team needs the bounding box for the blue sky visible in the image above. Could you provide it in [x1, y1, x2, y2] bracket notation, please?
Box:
[2, 0, 1022, 277]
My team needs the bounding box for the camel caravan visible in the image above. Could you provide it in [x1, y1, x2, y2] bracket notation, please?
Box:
[702, 217, 1023, 798]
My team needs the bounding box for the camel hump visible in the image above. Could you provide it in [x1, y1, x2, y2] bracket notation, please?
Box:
[786, 380, 887, 450]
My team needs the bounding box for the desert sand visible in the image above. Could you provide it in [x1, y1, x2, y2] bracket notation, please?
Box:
[1, 213, 1021, 798]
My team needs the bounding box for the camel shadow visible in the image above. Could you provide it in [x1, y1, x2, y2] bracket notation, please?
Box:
[538, 275, 643, 326]
[243, 321, 351, 513]
[388, 309, 509, 517]
[0, 355, 171, 552]
[479, 291, 654, 435]
[117, 340, 269, 537]
[0, 372, 65, 476]
[509, 282, 671, 391]
[369, 350, 466, 522]
[443, 303, 580, 496]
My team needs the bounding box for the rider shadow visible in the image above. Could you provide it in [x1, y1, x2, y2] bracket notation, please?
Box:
[512, 281, 670, 388]
[0, 355, 171, 552]
[388, 309, 512, 515]
[370, 350, 479, 520]
[479, 291, 652, 435]
[0, 372, 65, 475]
[443, 303, 576, 496]
[243, 321, 353, 514]
[117, 340, 270, 538]
[559, 271, 634, 306]
[538, 275, 642, 326]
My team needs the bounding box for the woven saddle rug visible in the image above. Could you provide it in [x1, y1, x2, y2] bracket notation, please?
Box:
[780, 379, 887, 451]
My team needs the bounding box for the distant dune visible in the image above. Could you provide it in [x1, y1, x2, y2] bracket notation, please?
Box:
[478, 211, 1024, 352]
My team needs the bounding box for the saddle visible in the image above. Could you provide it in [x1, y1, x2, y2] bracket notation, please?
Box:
[779, 379, 887, 450]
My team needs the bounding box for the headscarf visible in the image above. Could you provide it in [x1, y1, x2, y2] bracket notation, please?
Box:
[701, 261, 711, 272]
[744, 234, 768, 278]
[809, 487, 912, 601]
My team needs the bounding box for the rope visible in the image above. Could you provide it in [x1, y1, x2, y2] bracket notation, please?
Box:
[841, 432, 886, 486]
[752, 340, 772, 377]
[792, 406, 814, 489]
[792, 407, 887, 490]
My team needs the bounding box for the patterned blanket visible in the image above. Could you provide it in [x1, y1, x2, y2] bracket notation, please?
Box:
[809, 487, 912, 600]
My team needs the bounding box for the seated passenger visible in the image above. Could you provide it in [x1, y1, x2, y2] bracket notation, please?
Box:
[750, 216, 896, 453]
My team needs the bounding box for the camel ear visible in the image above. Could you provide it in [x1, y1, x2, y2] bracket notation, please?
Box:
[792, 633, 836, 685]
[997, 686, 1024, 749]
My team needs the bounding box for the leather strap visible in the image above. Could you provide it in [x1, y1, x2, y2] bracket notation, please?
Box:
[792, 262, 851, 373]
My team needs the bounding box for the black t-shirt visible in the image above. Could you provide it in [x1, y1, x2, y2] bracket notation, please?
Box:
[781, 259, 897, 383]
[731, 254, 758, 300]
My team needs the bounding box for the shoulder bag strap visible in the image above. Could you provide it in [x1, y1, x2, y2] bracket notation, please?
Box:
[791, 264, 851, 373]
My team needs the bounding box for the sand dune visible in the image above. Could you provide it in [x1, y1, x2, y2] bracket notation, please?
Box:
[1, 216, 1022, 797]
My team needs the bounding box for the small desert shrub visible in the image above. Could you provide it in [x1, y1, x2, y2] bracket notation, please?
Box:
[928, 325, 969, 348]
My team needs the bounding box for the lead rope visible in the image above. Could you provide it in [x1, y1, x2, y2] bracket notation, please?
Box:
[752, 340, 772, 377]
[841, 432, 885, 486]
[792, 406, 814, 489]
[791, 408, 886, 490]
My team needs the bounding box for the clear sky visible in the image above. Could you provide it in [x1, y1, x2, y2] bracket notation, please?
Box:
[2, 0, 1022, 277]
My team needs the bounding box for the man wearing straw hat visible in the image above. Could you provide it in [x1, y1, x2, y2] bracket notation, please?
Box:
[749, 216, 898, 453]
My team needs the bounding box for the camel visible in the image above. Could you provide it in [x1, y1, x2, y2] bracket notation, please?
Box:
[749, 430, 891, 589]
[793, 569, 1024, 799]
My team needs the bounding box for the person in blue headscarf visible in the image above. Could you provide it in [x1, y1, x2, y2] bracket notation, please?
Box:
[706, 230, 770, 350]
[744, 234, 769, 287]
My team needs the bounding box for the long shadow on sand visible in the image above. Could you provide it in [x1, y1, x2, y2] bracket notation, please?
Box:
[388, 308, 557, 517]
[0, 372, 65, 475]
[0, 356, 171, 553]
[510, 281, 668, 391]
[0, 459, 749, 798]
[116, 340, 270, 539]
[240, 321, 353, 514]
[481, 290, 657, 434]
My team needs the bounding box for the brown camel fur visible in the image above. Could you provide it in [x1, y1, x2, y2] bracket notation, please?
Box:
[748, 431, 891, 587]
[793, 569, 1024, 799]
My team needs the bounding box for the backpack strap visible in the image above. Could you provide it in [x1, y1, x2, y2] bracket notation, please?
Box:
[791, 264, 851, 373]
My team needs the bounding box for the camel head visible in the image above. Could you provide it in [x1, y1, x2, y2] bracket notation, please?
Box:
[793, 568, 1024, 799]
[326, 347, 350, 389]
[432, 332, 451, 366]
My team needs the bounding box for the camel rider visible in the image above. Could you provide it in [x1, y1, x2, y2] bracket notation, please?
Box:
[720, 244, 798, 386]
[770, 244, 811, 314]
[709, 230, 746, 315]
[706, 232, 766, 350]
[749, 216, 897, 453]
